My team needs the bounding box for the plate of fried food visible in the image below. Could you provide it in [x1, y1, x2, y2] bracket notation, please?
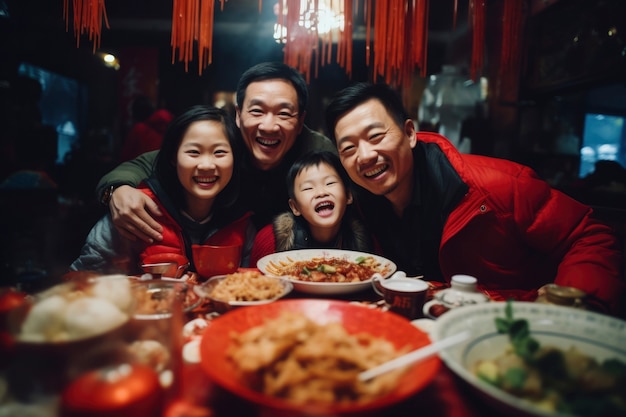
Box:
[256, 249, 396, 295]
[199, 298, 440, 417]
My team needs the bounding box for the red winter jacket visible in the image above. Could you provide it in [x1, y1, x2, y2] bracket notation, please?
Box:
[138, 186, 252, 268]
[417, 133, 624, 314]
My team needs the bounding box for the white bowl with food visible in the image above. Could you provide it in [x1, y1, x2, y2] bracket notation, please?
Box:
[194, 271, 293, 313]
[431, 301, 626, 416]
[6, 275, 135, 397]
[257, 249, 396, 295]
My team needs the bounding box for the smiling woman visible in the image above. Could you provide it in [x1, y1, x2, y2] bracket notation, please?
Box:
[69, 105, 254, 276]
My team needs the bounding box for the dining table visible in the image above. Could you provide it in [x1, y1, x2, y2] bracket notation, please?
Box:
[162, 269, 545, 417]
[0, 267, 618, 417]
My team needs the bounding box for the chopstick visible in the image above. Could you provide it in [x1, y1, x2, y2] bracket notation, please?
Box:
[358, 330, 471, 382]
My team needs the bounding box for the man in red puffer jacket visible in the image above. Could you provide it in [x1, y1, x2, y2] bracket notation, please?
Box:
[325, 82, 625, 317]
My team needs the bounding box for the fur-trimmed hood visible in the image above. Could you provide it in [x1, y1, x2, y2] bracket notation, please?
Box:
[271, 211, 373, 253]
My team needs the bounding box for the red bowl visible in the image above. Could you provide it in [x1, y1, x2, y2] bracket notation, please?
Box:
[191, 244, 241, 280]
[142, 253, 189, 278]
[199, 299, 440, 417]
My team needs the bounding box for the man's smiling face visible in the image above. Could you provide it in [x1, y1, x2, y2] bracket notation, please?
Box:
[236, 79, 305, 171]
[334, 98, 416, 205]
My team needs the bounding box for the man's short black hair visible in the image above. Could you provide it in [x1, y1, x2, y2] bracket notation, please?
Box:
[325, 82, 410, 143]
[236, 62, 308, 114]
[286, 151, 352, 200]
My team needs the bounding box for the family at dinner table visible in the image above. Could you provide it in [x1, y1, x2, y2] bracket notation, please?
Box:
[69, 61, 624, 318]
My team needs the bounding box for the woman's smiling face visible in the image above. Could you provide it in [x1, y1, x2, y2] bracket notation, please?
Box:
[176, 120, 234, 218]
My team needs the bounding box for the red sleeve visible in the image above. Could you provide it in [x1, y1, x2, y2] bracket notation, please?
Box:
[249, 224, 277, 268]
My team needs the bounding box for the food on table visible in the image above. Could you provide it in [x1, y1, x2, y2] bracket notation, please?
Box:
[227, 312, 408, 404]
[128, 339, 171, 373]
[91, 276, 134, 312]
[60, 363, 162, 416]
[472, 301, 626, 415]
[183, 317, 209, 341]
[266, 255, 388, 283]
[132, 282, 195, 315]
[18, 278, 131, 342]
[208, 271, 286, 302]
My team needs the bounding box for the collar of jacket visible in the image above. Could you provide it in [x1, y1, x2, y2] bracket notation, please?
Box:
[272, 211, 372, 252]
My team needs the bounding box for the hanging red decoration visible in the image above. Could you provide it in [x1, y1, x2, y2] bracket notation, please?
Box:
[171, 0, 223, 75]
[500, 0, 525, 77]
[60, 0, 520, 90]
[366, 0, 428, 89]
[469, 0, 486, 81]
[63, 0, 110, 53]
[278, 0, 321, 82]
[336, 0, 353, 78]
[452, 0, 458, 31]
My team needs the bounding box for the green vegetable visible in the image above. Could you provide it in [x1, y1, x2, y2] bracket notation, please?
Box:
[354, 256, 367, 264]
[602, 358, 626, 377]
[491, 300, 626, 416]
[317, 264, 336, 274]
[503, 367, 527, 390]
[302, 266, 311, 275]
[495, 300, 540, 361]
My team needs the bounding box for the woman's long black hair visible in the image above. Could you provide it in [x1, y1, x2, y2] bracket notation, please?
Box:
[154, 105, 241, 212]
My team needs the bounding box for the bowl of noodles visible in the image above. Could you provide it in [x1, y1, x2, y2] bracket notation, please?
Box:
[256, 249, 396, 295]
[199, 298, 440, 416]
[194, 271, 293, 314]
[432, 301, 626, 416]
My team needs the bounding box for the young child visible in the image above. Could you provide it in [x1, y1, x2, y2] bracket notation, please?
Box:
[70, 105, 254, 275]
[249, 151, 375, 266]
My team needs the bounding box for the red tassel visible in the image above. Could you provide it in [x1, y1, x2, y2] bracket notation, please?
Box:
[63, 0, 110, 53]
[369, 0, 428, 89]
[470, 0, 485, 81]
[171, 0, 220, 75]
[499, 0, 525, 76]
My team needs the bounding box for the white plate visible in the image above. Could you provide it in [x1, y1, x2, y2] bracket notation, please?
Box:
[256, 249, 396, 295]
[431, 302, 626, 416]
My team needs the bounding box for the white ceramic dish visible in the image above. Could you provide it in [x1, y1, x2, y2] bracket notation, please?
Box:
[431, 302, 626, 416]
[256, 249, 396, 295]
[422, 274, 490, 319]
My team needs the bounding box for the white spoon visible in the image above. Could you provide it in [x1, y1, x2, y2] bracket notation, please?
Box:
[358, 330, 471, 381]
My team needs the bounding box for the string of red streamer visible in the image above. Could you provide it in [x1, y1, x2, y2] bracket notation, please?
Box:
[63, 0, 110, 53]
[61, 0, 510, 90]
[365, 0, 428, 89]
[499, 0, 525, 77]
[171, 0, 220, 75]
[469, 0, 485, 81]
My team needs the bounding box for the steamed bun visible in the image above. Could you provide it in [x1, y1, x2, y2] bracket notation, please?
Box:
[90, 275, 133, 313]
[19, 295, 68, 342]
[64, 297, 128, 340]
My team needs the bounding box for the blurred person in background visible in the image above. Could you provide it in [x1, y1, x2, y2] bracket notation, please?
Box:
[119, 95, 174, 162]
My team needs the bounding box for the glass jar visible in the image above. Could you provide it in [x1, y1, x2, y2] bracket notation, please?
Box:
[536, 284, 587, 309]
